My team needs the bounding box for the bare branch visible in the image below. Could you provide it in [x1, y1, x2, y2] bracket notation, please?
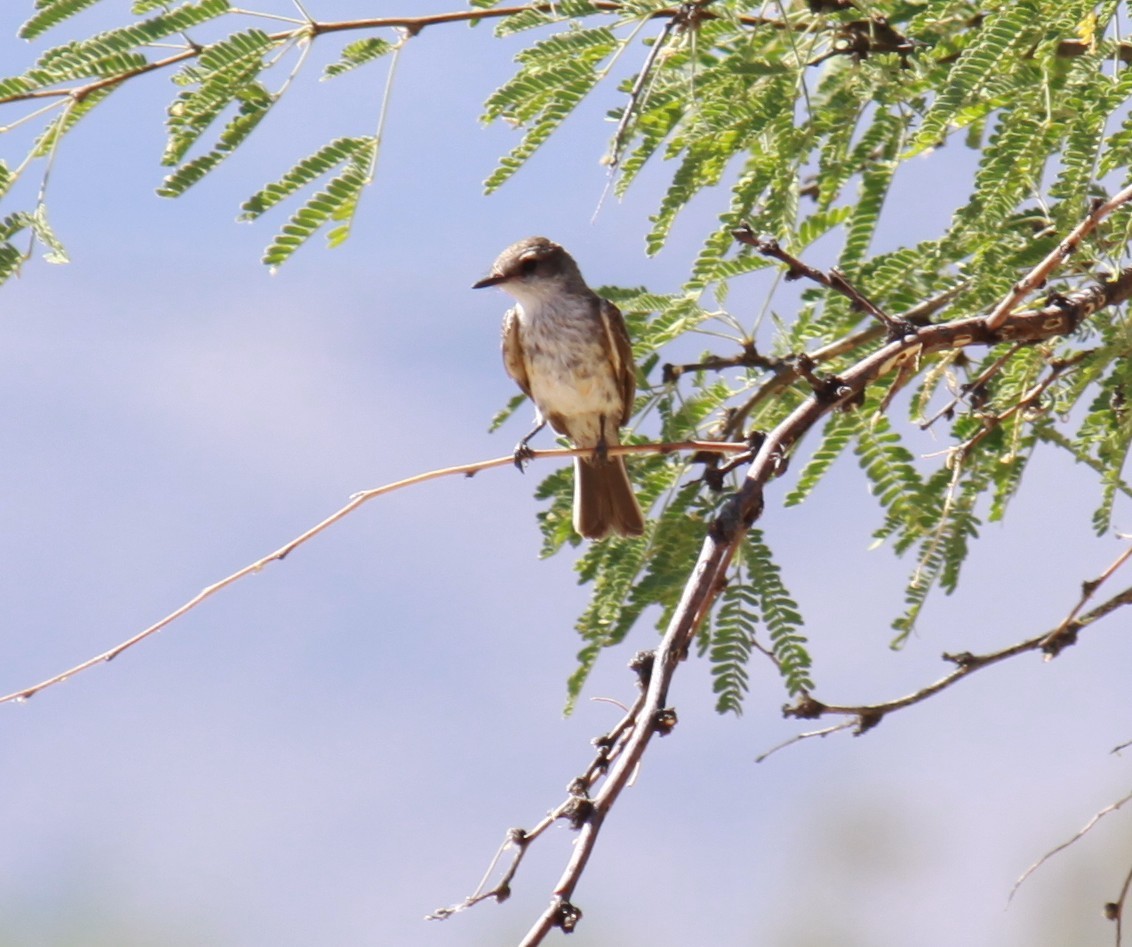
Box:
[1045, 541, 1132, 647]
[754, 720, 855, 763]
[430, 685, 646, 924]
[0, 439, 745, 707]
[733, 228, 916, 339]
[1010, 789, 1132, 902]
[1112, 859, 1132, 944]
[778, 580, 1132, 733]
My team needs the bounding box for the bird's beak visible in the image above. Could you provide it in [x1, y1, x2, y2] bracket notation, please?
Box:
[472, 272, 507, 289]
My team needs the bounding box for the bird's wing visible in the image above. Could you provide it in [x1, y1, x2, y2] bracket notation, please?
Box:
[501, 306, 532, 399]
[600, 298, 636, 427]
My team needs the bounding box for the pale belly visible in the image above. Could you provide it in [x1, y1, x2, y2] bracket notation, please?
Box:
[521, 318, 622, 448]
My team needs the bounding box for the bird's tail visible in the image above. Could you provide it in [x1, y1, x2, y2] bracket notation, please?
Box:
[574, 455, 646, 540]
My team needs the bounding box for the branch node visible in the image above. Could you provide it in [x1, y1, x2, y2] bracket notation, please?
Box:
[567, 775, 590, 797]
[793, 354, 858, 406]
[653, 707, 678, 735]
[783, 694, 827, 719]
[562, 796, 595, 830]
[1041, 621, 1080, 657]
[553, 898, 583, 933]
[942, 650, 978, 668]
[854, 710, 884, 734]
[629, 649, 655, 689]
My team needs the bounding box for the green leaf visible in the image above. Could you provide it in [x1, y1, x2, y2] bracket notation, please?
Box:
[567, 524, 651, 707]
[27, 0, 231, 85]
[31, 205, 69, 264]
[163, 29, 276, 167]
[0, 76, 37, 99]
[488, 393, 528, 433]
[709, 581, 757, 715]
[0, 211, 33, 285]
[891, 469, 981, 646]
[20, 0, 105, 41]
[323, 38, 394, 80]
[784, 411, 856, 507]
[240, 136, 375, 220]
[0, 242, 24, 284]
[838, 111, 904, 272]
[744, 530, 811, 698]
[851, 412, 927, 545]
[261, 157, 373, 268]
[0, 211, 33, 242]
[158, 88, 273, 197]
[481, 26, 617, 192]
[942, 101, 1052, 262]
[907, 1, 1042, 156]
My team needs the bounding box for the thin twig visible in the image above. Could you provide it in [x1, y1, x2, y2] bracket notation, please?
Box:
[430, 687, 646, 923]
[604, 9, 684, 169]
[1113, 859, 1132, 944]
[985, 182, 1132, 330]
[1044, 541, 1132, 648]
[0, 440, 746, 707]
[943, 353, 1085, 463]
[732, 228, 914, 338]
[778, 581, 1132, 732]
[919, 343, 1022, 430]
[1009, 790, 1132, 902]
[720, 281, 964, 442]
[754, 720, 855, 763]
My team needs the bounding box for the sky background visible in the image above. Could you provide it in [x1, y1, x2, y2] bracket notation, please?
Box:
[1, 3, 1131, 945]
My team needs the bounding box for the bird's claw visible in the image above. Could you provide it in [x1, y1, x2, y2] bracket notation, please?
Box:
[513, 442, 535, 472]
[593, 431, 609, 463]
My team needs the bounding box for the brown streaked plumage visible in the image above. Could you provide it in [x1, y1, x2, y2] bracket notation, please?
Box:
[473, 236, 645, 540]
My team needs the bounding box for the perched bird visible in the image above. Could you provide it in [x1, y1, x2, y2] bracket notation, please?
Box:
[473, 236, 646, 540]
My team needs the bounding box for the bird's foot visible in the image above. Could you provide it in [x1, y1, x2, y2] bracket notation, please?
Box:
[593, 424, 609, 463]
[513, 442, 535, 472]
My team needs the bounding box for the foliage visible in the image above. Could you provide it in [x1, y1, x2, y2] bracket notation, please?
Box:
[703, 529, 810, 715]
[3, 1, 1132, 710]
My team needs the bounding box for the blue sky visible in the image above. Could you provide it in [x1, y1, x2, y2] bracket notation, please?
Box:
[1, 4, 1131, 946]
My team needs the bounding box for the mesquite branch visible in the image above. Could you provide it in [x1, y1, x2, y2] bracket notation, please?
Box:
[0, 440, 746, 707]
[0, 4, 792, 108]
[469, 204, 1132, 943]
[777, 579, 1132, 738]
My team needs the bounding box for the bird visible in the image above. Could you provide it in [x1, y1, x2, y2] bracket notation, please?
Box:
[473, 236, 646, 540]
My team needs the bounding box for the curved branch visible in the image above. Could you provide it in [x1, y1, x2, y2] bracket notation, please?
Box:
[0, 3, 790, 107]
[0, 439, 745, 707]
[780, 580, 1132, 733]
[1010, 788, 1132, 902]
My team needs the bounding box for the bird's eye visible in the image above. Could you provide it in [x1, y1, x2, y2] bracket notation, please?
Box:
[519, 257, 538, 275]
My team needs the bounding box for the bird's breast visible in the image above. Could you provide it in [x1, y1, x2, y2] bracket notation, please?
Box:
[515, 298, 622, 439]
